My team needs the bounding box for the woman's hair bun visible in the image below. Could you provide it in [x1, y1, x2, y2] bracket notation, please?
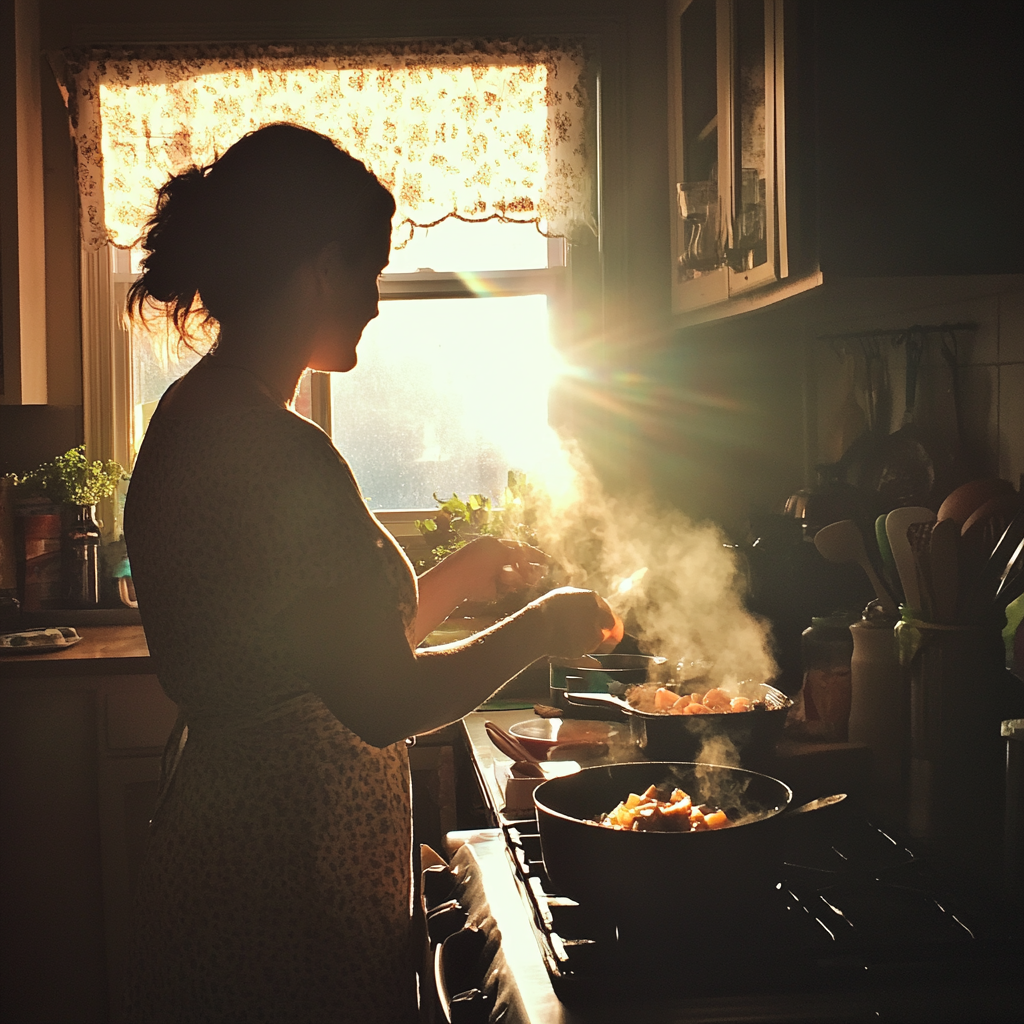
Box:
[127, 123, 395, 346]
[128, 163, 213, 334]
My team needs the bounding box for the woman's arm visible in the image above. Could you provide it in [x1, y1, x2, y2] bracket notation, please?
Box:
[283, 582, 611, 748]
[413, 536, 549, 643]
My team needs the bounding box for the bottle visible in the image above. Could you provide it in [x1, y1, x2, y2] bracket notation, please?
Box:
[849, 603, 903, 823]
[64, 504, 102, 608]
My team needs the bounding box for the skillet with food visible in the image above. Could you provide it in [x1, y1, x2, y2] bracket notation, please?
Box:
[534, 762, 805, 921]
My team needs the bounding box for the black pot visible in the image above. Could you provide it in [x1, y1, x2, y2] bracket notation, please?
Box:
[565, 683, 792, 769]
[534, 762, 792, 923]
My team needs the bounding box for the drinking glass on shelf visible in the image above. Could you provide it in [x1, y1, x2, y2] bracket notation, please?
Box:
[676, 181, 723, 274]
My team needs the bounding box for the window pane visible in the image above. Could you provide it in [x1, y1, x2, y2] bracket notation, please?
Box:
[385, 218, 550, 273]
[130, 316, 203, 458]
[329, 295, 557, 509]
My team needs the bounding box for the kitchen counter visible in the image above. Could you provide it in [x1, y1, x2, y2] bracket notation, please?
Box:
[0, 625, 151, 679]
[461, 709, 874, 821]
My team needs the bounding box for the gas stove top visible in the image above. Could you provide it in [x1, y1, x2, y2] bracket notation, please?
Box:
[498, 806, 1022, 1018]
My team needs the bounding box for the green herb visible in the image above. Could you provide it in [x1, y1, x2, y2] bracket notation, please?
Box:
[15, 446, 126, 506]
[414, 469, 538, 571]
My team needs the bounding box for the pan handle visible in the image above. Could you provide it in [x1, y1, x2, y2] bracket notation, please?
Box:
[565, 691, 660, 718]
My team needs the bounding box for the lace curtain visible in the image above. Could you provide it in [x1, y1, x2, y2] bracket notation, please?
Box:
[56, 41, 593, 252]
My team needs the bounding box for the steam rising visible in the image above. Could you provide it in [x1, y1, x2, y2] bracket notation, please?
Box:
[523, 443, 778, 697]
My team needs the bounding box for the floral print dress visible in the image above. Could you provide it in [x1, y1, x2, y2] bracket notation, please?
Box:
[123, 381, 420, 1024]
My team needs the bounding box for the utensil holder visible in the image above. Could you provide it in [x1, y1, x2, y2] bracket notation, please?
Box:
[897, 620, 1005, 856]
[849, 621, 906, 826]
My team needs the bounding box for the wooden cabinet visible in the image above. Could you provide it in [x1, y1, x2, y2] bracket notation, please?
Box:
[668, 0, 789, 316]
[0, 632, 176, 1024]
[668, 1, 1024, 323]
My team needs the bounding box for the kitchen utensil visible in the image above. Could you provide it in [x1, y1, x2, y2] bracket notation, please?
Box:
[564, 684, 792, 767]
[928, 517, 960, 625]
[876, 513, 901, 601]
[886, 506, 936, 612]
[549, 653, 667, 717]
[535, 762, 798, 919]
[484, 721, 545, 776]
[871, 334, 938, 509]
[995, 537, 1024, 604]
[960, 492, 1022, 545]
[907, 520, 936, 621]
[814, 520, 898, 615]
[960, 510, 1024, 626]
[937, 477, 1015, 528]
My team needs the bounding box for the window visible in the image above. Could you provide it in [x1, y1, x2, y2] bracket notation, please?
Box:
[60, 42, 595, 528]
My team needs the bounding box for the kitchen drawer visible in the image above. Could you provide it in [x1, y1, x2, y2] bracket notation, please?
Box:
[104, 675, 178, 753]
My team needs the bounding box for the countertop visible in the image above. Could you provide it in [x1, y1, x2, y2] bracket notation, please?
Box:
[0, 625, 152, 678]
[461, 709, 873, 819]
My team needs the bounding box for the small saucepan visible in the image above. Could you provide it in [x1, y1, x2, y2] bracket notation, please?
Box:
[534, 761, 838, 925]
[549, 654, 668, 719]
[565, 683, 792, 768]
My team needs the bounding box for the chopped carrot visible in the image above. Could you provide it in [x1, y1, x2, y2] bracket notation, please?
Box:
[655, 687, 679, 710]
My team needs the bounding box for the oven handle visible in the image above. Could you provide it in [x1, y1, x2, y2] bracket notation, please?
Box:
[433, 926, 491, 1024]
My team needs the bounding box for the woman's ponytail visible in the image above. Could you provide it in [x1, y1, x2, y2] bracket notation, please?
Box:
[127, 163, 214, 345]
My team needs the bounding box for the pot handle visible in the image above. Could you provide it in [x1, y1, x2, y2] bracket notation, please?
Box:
[564, 691, 657, 717]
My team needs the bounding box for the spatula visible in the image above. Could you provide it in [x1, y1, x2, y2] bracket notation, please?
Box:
[886, 507, 936, 614]
[814, 520, 898, 615]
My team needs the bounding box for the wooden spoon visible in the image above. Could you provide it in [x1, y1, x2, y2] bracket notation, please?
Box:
[937, 478, 1014, 529]
[886, 507, 936, 613]
[814, 520, 898, 615]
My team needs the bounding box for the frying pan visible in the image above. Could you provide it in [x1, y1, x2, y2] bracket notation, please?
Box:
[534, 762, 799, 922]
[564, 683, 792, 768]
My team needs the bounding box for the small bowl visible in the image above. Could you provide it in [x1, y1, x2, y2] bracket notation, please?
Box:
[508, 719, 562, 759]
[508, 718, 619, 760]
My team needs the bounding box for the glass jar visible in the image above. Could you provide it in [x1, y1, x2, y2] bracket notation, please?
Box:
[797, 614, 856, 741]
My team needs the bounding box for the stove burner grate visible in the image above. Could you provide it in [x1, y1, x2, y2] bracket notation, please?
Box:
[501, 813, 1022, 1002]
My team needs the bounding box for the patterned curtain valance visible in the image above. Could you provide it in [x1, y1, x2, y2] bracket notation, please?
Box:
[56, 40, 594, 252]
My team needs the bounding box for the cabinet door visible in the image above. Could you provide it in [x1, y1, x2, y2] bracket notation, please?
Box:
[669, 0, 788, 314]
[98, 675, 178, 1023]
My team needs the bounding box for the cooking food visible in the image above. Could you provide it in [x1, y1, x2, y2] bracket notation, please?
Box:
[626, 684, 764, 716]
[598, 783, 731, 832]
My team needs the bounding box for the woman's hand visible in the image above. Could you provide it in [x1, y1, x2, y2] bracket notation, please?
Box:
[445, 536, 549, 604]
[413, 536, 549, 643]
[531, 586, 617, 659]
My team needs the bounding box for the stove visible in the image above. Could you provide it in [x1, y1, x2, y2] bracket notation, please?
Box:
[493, 806, 1022, 1020]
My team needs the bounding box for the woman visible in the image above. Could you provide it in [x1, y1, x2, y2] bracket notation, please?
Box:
[122, 123, 612, 1023]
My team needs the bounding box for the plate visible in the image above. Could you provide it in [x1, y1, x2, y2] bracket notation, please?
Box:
[0, 627, 82, 654]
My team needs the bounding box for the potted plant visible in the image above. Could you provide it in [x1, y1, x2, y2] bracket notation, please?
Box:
[15, 446, 126, 608]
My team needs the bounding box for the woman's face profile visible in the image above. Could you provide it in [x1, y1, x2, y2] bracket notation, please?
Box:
[306, 240, 390, 374]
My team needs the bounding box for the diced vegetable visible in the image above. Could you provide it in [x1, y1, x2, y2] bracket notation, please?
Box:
[597, 785, 730, 833]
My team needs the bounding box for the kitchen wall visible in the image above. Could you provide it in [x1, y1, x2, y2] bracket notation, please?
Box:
[2, 0, 1020, 534]
[806, 278, 1024, 491]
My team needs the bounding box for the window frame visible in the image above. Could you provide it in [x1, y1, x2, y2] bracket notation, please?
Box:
[87, 228, 572, 538]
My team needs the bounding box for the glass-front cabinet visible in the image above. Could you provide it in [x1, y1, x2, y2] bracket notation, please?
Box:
[668, 0, 787, 315]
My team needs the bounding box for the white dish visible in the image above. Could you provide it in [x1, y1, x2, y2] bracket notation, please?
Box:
[0, 627, 82, 653]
